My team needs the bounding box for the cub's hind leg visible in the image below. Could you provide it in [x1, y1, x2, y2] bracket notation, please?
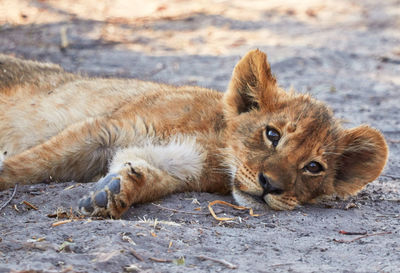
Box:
[78, 139, 206, 218]
[0, 117, 136, 190]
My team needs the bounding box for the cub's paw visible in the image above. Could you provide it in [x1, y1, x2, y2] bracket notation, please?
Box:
[78, 163, 145, 218]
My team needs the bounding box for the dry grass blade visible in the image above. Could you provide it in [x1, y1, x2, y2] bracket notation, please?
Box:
[334, 231, 392, 243]
[129, 248, 144, 261]
[339, 230, 367, 235]
[22, 200, 38, 210]
[0, 184, 18, 212]
[47, 207, 85, 220]
[208, 200, 259, 221]
[52, 219, 73, 227]
[149, 257, 173, 263]
[196, 255, 238, 269]
[47, 211, 70, 219]
[122, 234, 136, 245]
[64, 185, 76, 190]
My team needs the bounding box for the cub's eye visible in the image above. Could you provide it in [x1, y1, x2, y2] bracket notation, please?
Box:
[266, 127, 280, 147]
[304, 161, 324, 174]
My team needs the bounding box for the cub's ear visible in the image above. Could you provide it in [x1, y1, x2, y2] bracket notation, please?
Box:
[334, 125, 388, 197]
[223, 49, 279, 117]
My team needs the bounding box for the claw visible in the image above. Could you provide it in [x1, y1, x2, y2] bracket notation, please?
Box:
[125, 163, 141, 178]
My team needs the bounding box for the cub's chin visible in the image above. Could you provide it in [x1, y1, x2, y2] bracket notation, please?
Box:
[232, 186, 299, 211]
[263, 194, 299, 211]
[231, 186, 270, 210]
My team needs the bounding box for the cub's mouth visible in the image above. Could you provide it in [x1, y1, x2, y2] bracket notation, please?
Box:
[232, 166, 299, 211]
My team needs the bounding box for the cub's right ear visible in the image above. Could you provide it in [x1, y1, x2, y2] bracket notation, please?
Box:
[334, 125, 389, 197]
[223, 49, 280, 118]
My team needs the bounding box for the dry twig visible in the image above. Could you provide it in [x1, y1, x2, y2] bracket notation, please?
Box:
[129, 248, 144, 261]
[22, 200, 38, 210]
[208, 200, 259, 221]
[339, 230, 367, 235]
[196, 255, 238, 269]
[149, 257, 173, 263]
[52, 219, 73, 227]
[334, 231, 392, 243]
[271, 263, 294, 268]
[0, 184, 18, 212]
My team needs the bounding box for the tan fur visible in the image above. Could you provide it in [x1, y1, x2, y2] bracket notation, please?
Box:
[0, 50, 389, 218]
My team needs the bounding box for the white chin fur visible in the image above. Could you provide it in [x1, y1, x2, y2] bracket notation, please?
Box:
[232, 187, 269, 210]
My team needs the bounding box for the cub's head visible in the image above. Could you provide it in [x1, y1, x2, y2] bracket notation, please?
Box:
[223, 49, 388, 210]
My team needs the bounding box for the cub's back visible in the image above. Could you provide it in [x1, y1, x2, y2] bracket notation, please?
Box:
[0, 55, 223, 157]
[0, 54, 77, 97]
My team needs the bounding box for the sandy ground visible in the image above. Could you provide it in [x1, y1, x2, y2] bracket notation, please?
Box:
[0, 0, 399, 272]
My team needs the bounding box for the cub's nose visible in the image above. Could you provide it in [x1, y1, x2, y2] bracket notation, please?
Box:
[258, 173, 283, 195]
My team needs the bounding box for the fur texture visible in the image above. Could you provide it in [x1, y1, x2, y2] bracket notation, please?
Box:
[0, 50, 389, 218]
[109, 136, 205, 182]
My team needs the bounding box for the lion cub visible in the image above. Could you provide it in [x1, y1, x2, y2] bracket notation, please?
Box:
[0, 50, 388, 218]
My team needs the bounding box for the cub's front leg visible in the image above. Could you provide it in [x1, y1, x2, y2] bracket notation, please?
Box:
[78, 158, 181, 218]
[79, 140, 206, 218]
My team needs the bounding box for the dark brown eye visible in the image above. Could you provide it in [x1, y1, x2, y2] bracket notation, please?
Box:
[266, 127, 280, 147]
[305, 161, 323, 174]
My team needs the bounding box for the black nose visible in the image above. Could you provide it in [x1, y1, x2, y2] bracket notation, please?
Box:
[258, 173, 283, 195]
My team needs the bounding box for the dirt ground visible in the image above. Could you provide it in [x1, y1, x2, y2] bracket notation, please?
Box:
[0, 0, 400, 272]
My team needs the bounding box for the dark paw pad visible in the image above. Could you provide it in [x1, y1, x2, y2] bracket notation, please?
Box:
[94, 191, 108, 207]
[78, 197, 94, 213]
[78, 173, 123, 216]
[95, 173, 117, 191]
[108, 178, 121, 194]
